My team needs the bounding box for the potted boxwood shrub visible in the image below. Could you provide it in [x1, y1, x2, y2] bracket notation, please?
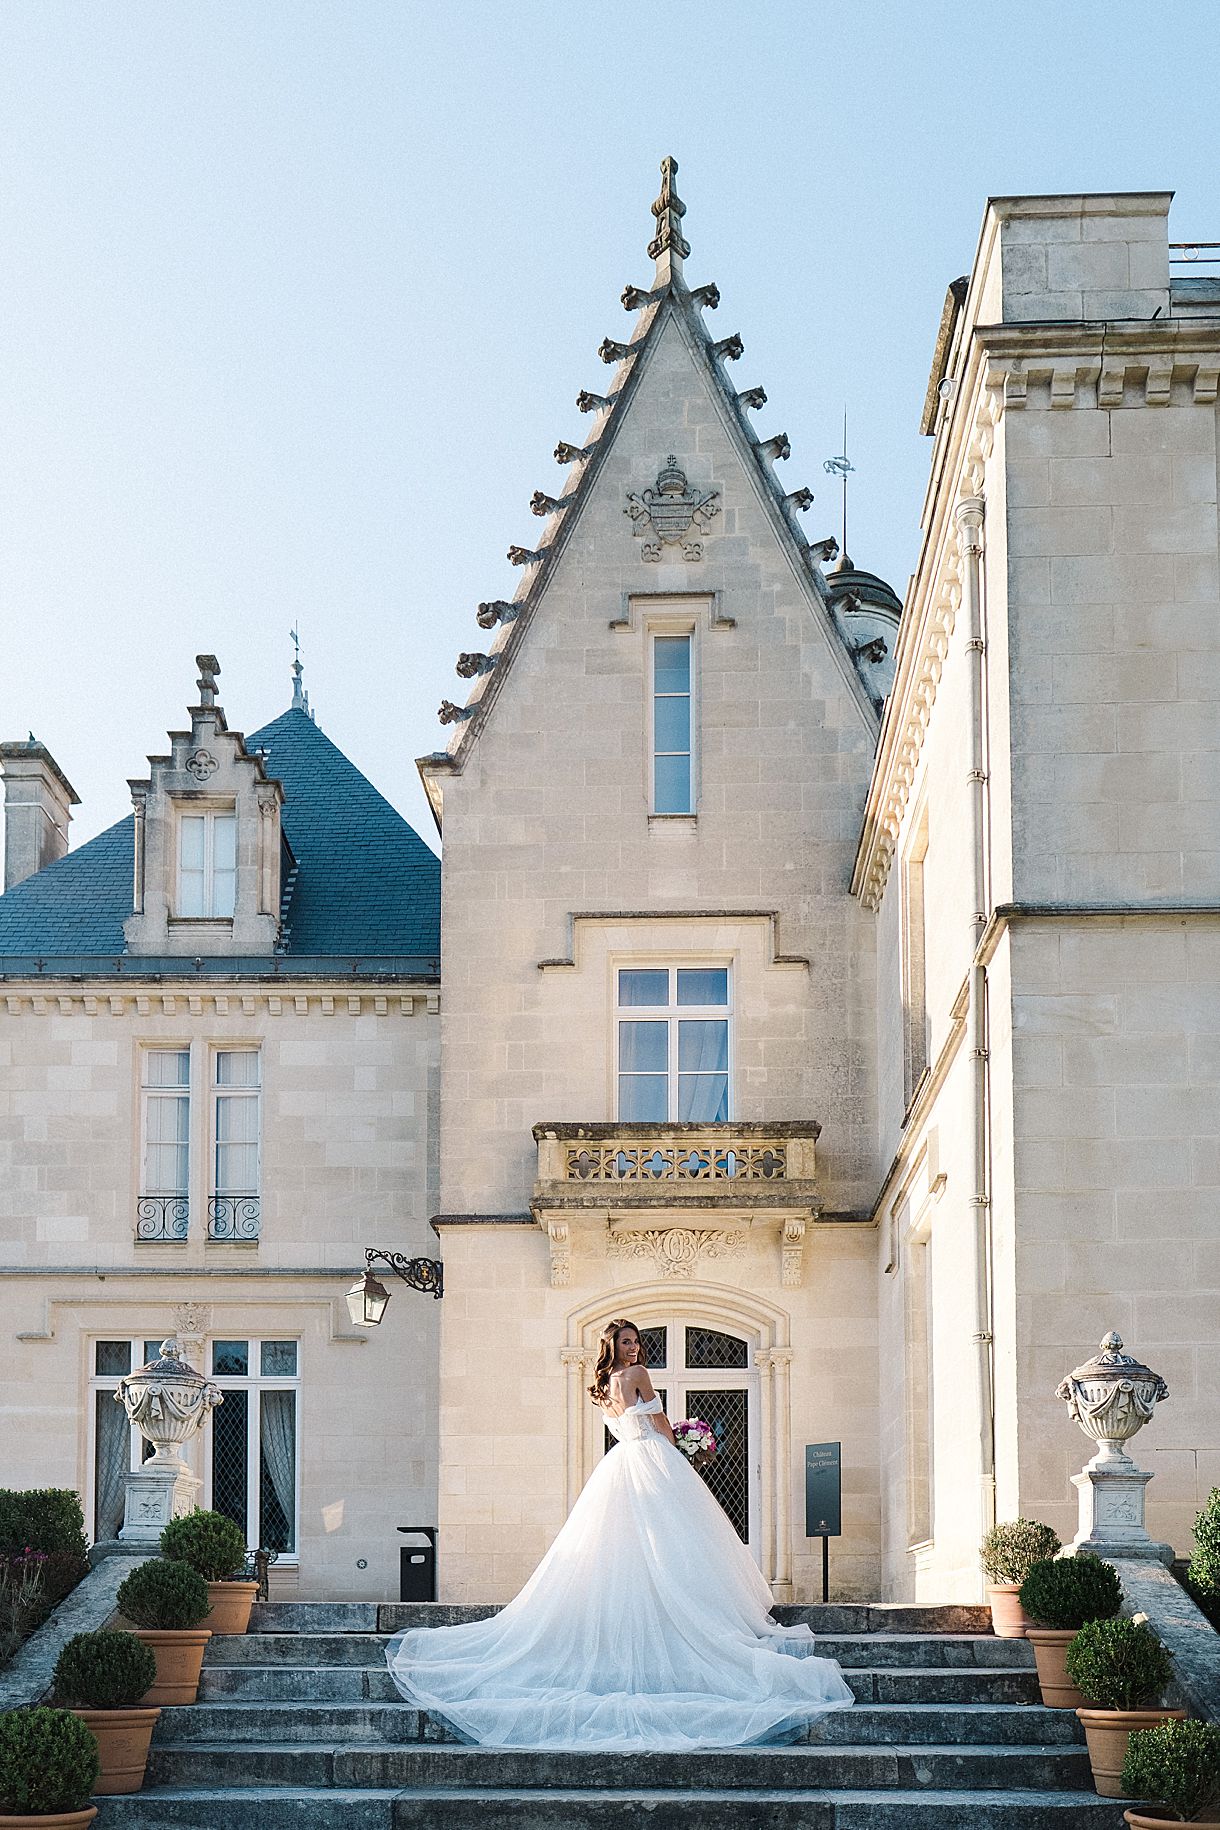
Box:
[1121, 1716, 1220, 1827]
[113, 1560, 211, 1706]
[51, 1632, 159, 1796]
[160, 1510, 256, 1636]
[1019, 1551, 1123, 1708]
[1067, 1615, 1184, 1797]
[980, 1518, 1062, 1637]
[0, 1706, 99, 1827]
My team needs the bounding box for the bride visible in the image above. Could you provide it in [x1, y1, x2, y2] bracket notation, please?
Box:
[385, 1316, 854, 1750]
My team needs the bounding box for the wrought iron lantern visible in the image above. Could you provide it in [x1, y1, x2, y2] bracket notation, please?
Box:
[346, 1248, 443, 1327]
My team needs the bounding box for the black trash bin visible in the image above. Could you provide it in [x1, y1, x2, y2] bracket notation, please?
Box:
[397, 1526, 437, 1602]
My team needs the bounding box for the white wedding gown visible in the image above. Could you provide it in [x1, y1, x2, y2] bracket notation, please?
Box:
[385, 1395, 854, 1750]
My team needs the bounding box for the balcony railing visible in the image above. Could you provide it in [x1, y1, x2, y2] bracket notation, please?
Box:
[135, 1194, 189, 1241]
[533, 1121, 820, 1207]
[207, 1195, 261, 1242]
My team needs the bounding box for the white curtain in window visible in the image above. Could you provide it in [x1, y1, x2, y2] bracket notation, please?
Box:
[677, 1019, 729, 1121]
[260, 1390, 296, 1551]
[211, 814, 236, 917]
[215, 1052, 259, 1193]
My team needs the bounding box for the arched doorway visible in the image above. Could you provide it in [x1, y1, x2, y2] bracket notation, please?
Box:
[564, 1282, 795, 1597]
[601, 1315, 760, 1554]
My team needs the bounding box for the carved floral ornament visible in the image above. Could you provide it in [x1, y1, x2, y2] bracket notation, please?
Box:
[625, 456, 719, 563]
[607, 1226, 745, 1279]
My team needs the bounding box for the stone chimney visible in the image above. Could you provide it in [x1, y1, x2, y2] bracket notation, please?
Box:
[0, 740, 80, 890]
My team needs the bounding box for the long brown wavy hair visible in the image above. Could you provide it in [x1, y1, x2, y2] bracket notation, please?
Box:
[587, 1317, 647, 1406]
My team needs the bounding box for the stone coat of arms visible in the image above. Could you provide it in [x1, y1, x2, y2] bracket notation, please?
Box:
[625, 456, 719, 561]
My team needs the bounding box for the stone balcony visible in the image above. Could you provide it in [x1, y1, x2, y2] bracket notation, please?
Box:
[531, 1121, 821, 1288]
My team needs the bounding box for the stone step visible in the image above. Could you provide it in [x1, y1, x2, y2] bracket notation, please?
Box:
[204, 1631, 1034, 1671]
[198, 1661, 1040, 1706]
[146, 1741, 1093, 1793]
[154, 1699, 1079, 1748]
[94, 1786, 1133, 1830]
[246, 1601, 995, 1638]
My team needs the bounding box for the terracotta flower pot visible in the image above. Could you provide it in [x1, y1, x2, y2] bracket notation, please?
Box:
[205, 1580, 259, 1636]
[1026, 1627, 1086, 1708]
[987, 1582, 1033, 1638]
[132, 1628, 212, 1705]
[1076, 1708, 1188, 1798]
[0, 1812, 97, 1828]
[1124, 1815, 1220, 1829]
[69, 1707, 160, 1795]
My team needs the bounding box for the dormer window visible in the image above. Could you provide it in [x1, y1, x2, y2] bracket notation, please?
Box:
[177, 808, 236, 918]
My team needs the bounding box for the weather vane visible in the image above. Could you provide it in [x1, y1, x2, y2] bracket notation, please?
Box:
[823, 409, 855, 557]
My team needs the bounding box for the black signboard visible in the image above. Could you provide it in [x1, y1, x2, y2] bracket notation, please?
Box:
[805, 1441, 842, 1539]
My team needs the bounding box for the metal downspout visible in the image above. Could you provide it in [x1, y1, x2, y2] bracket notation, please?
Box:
[956, 495, 996, 1544]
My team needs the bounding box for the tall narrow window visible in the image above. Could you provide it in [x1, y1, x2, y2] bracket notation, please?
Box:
[137, 1049, 190, 1239]
[178, 810, 236, 917]
[902, 807, 930, 1107]
[209, 1050, 261, 1240]
[652, 633, 693, 814]
[617, 965, 730, 1121]
[89, 1338, 160, 1540]
[208, 1338, 300, 1554]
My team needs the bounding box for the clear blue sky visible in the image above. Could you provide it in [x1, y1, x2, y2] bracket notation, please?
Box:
[2, 1, 1215, 853]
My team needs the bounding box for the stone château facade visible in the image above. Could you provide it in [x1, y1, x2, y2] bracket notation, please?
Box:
[2, 169, 1218, 1604]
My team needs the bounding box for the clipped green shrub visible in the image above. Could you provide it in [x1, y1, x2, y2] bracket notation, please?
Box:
[1187, 1487, 1220, 1611]
[0, 1490, 88, 1561]
[1121, 1716, 1220, 1823]
[1019, 1551, 1122, 1629]
[115, 1558, 210, 1631]
[1066, 1615, 1173, 1711]
[980, 1518, 1063, 1586]
[161, 1508, 247, 1583]
[53, 1629, 158, 1709]
[0, 1705, 100, 1814]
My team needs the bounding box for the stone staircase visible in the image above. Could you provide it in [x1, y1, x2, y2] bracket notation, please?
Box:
[93, 1600, 1135, 1828]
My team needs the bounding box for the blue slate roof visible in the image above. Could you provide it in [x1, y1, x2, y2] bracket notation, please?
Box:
[0, 707, 440, 965]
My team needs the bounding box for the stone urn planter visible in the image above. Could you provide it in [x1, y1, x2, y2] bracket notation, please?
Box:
[65, 1713, 159, 1797]
[1026, 1629, 1087, 1709]
[204, 1581, 259, 1636]
[1078, 1709, 1187, 1798]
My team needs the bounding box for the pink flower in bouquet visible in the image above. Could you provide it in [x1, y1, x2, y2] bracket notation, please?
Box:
[673, 1419, 717, 1467]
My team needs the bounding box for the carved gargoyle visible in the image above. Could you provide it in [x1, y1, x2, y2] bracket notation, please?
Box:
[476, 600, 520, 629]
[530, 491, 570, 517]
[598, 338, 633, 365]
[759, 433, 791, 462]
[577, 391, 609, 414]
[456, 653, 496, 678]
[808, 536, 840, 565]
[852, 637, 889, 665]
[786, 487, 815, 513]
[554, 442, 588, 466]
[737, 387, 767, 412]
[711, 333, 744, 362]
[438, 700, 477, 725]
[507, 545, 544, 567]
[621, 285, 653, 311]
[690, 283, 720, 310]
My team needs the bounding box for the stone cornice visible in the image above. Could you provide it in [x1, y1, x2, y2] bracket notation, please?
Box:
[1, 983, 439, 1018]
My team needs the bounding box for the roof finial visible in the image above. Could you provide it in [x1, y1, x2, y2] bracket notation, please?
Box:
[196, 654, 221, 709]
[648, 155, 690, 280]
[289, 625, 311, 716]
[823, 408, 855, 566]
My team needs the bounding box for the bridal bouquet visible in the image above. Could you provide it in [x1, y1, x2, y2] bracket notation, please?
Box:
[673, 1419, 717, 1471]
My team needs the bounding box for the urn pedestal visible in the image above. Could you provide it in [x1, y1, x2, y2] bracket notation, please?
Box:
[114, 1339, 221, 1546]
[1056, 1333, 1171, 1564]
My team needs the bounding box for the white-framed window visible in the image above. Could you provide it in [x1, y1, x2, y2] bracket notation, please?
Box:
[89, 1338, 162, 1542]
[651, 631, 695, 814]
[208, 1049, 261, 1241]
[616, 964, 730, 1121]
[206, 1338, 300, 1556]
[177, 808, 236, 918]
[139, 1048, 190, 1222]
